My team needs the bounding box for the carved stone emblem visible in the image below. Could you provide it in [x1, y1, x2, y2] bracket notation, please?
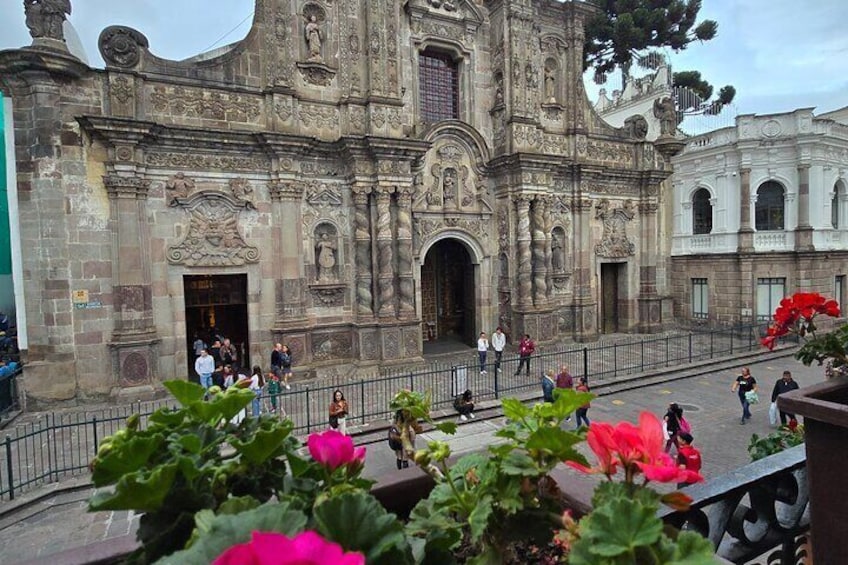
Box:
[309, 284, 346, 307]
[167, 192, 259, 267]
[296, 62, 337, 86]
[165, 172, 196, 204]
[594, 199, 636, 258]
[229, 177, 255, 208]
[99, 26, 149, 68]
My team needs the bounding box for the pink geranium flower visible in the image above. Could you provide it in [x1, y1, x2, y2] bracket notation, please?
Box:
[214, 531, 365, 565]
[307, 429, 366, 472]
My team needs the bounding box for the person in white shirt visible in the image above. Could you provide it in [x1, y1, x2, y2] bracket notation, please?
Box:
[195, 349, 215, 390]
[491, 327, 506, 374]
[477, 332, 490, 374]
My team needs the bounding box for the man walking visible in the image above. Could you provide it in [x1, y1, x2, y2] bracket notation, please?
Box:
[514, 334, 535, 377]
[491, 327, 506, 374]
[771, 370, 800, 425]
[195, 349, 215, 390]
[477, 332, 490, 374]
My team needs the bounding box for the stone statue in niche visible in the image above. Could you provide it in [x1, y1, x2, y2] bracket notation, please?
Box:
[24, 0, 71, 41]
[305, 15, 323, 62]
[551, 231, 564, 272]
[443, 167, 458, 209]
[316, 232, 338, 281]
[165, 172, 195, 204]
[494, 74, 504, 107]
[544, 66, 556, 103]
[653, 97, 678, 137]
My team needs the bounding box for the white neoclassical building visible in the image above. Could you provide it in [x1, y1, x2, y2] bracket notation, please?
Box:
[670, 107, 848, 324]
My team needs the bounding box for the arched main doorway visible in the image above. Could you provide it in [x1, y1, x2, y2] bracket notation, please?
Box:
[421, 238, 475, 347]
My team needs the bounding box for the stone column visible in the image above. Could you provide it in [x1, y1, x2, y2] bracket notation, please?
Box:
[796, 164, 814, 251]
[738, 168, 754, 252]
[104, 175, 159, 389]
[396, 186, 415, 317]
[515, 194, 533, 309]
[375, 186, 396, 317]
[352, 185, 374, 318]
[638, 200, 662, 332]
[542, 196, 554, 301]
[269, 181, 306, 325]
[531, 195, 548, 305]
[572, 196, 597, 340]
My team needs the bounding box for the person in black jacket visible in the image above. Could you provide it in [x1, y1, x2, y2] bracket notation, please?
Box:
[771, 370, 800, 425]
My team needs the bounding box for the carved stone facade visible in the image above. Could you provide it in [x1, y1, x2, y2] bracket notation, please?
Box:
[1, 0, 673, 404]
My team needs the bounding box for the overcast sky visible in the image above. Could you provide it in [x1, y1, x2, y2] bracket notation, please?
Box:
[1, 0, 846, 117]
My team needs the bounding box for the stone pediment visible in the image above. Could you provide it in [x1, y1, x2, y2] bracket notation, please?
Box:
[405, 0, 484, 35]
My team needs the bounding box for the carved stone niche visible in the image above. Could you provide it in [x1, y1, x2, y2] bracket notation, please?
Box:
[98, 26, 149, 69]
[309, 283, 347, 307]
[296, 61, 337, 87]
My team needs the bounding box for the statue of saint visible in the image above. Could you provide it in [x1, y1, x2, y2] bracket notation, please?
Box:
[165, 172, 195, 202]
[443, 169, 457, 209]
[653, 97, 678, 137]
[544, 67, 556, 103]
[551, 232, 564, 272]
[305, 15, 322, 61]
[24, 0, 71, 41]
[316, 232, 337, 281]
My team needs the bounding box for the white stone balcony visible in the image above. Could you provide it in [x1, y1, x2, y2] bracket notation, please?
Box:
[753, 231, 794, 252]
[671, 232, 738, 255]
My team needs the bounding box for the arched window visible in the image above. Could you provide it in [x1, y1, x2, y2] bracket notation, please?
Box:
[419, 49, 459, 123]
[834, 181, 845, 229]
[692, 188, 712, 234]
[755, 181, 785, 231]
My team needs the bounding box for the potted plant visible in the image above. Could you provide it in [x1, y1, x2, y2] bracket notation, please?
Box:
[761, 291, 848, 564]
[89, 384, 715, 563]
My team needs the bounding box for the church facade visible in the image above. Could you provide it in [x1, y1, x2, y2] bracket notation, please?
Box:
[0, 0, 677, 403]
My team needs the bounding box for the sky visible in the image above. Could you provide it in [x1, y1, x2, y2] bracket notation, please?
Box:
[0, 0, 846, 117]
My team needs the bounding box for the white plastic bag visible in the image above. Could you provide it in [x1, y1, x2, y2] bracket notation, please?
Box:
[769, 402, 778, 426]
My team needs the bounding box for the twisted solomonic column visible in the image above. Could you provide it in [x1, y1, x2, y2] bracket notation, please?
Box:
[352, 186, 374, 317]
[542, 195, 554, 301]
[396, 187, 415, 317]
[515, 194, 533, 308]
[375, 186, 396, 317]
[531, 195, 548, 305]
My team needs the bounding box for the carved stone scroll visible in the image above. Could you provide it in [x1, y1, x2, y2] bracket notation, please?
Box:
[375, 187, 395, 317]
[594, 199, 636, 258]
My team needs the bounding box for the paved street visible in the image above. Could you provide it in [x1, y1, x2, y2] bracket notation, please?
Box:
[0, 352, 823, 564]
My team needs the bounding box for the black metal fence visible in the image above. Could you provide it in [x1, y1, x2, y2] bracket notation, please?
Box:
[0, 324, 776, 501]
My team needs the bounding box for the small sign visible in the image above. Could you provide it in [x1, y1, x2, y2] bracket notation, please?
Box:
[71, 290, 89, 304]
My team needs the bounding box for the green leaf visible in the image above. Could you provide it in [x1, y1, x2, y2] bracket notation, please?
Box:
[190, 389, 254, 423]
[91, 433, 166, 485]
[229, 425, 291, 465]
[433, 421, 458, 435]
[89, 463, 178, 512]
[466, 545, 502, 565]
[216, 495, 261, 516]
[164, 380, 207, 406]
[501, 398, 531, 421]
[468, 494, 494, 542]
[314, 491, 412, 565]
[178, 434, 203, 454]
[667, 530, 716, 564]
[525, 425, 585, 461]
[406, 498, 463, 554]
[156, 501, 308, 565]
[583, 497, 664, 557]
[500, 451, 540, 476]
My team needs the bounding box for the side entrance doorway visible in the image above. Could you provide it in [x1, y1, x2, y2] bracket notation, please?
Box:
[421, 239, 475, 347]
[600, 263, 623, 334]
[184, 274, 249, 379]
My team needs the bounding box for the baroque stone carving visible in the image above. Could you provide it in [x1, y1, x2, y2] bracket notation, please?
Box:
[24, 0, 70, 41]
[110, 76, 134, 104]
[167, 192, 259, 267]
[298, 103, 339, 129]
[653, 97, 678, 137]
[312, 331, 352, 360]
[229, 178, 255, 208]
[165, 172, 196, 204]
[309, 284, 346, 307]
[315, 230, 338, 282]
[99, 26, 148, 68]
[624, 114, 649, 140]
[594, 199, 636, 258]
[304, 14, 323, 62]
[297, 62, 337, 86]
[305, 181, 343, 207]
[146, 152, 268, 171]
[149, 86, 260, 122]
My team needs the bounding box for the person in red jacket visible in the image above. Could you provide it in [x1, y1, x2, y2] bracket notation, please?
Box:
[676, 432, 702, 488]
[514, 334, 535, 377]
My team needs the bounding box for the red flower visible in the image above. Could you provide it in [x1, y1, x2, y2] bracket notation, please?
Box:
[307, 430, 366, 472]
[214, 531, 365, 565]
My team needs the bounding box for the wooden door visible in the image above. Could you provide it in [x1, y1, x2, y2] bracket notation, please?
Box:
[601, 264, 619, 333]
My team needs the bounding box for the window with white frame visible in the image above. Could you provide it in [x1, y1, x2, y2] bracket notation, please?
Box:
[833, 192, 839, 229]
[757, 277, 785, 321]
[692, 278, 708, 319]
[692, 189, 712, 235]
[836, 275, 845, 310]
[755, 181, 785, 231]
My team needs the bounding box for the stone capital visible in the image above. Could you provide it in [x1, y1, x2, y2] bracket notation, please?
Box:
[269, 180, 304, 201]
[103, 175, 150, 199]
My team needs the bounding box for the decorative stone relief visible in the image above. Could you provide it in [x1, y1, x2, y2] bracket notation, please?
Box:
[119, 350, 151, 387]
[624, 114, 649, 140]
[165, 172, 196, 204]
[585, 140, 633, 166]
[99, 26, 148, 68]
[146, 152, 268, 172]
[305, 181, 343, 207]
[167, 191, 259, 267]
[297, 62, 337, 86]
[149, 86, 260, 122]
[298, 103, 339, 129]
[309, 285, 346, 307]
[314, 223, 339, 282]
[594, 199, 636, 258]
[24, 0, 71, 41]
[229, 178, 255, 208]
[414, 216, 490, 251]
[312, 332, 352, 361]
[110, 75, 134, 104]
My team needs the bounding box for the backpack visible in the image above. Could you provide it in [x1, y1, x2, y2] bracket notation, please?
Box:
[679, 416, 692, 435]
[387, 426, 402, 451]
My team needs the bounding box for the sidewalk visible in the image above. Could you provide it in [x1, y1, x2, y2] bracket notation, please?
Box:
[0, 351, 818, 565]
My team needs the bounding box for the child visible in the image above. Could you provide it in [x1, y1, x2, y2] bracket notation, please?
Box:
[266, 372, 281, 414]
[676, 432, 702, 488]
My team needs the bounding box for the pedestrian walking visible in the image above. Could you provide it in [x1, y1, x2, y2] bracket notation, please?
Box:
[575, 377, 591, 428]
[515, 334, 535, 377]
[542, 369, 556, 403]
[556, 365, 574, 420]
[454, 389, 475, 421]
[731, 367, 759, 425]
[491, 327, 506, 373]
[270, 342, 284, 380]
[266, 371, 282, 415]
[279, 344, 293, 390]
[477, 332, 489, 374]
[771, 370, 800, 426]
[663, 403, 684, 454]
[249, 365, 264, 417]
[676, 432, 702, 489]
[194, 349, 215, 390]
[192, 334, 207, 359]
[329, 389, 349, 435]
[391, 409, 420, 470]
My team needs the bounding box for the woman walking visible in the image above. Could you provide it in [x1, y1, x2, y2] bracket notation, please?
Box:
[663, 403, 683, 454]
[279, 344, 293, 390]
[477, 332, 489, 374]
[249, 365, 264, 417]
[575, 377, 591, 428]
[329, 389, 349, 435]
[731, 367, 758, 425]
[392, 409, 421, 470]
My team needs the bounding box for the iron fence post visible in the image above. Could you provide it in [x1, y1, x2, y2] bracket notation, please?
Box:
[360, 380, 365, 425]
[665, 335, 669, 367]
[613, 343, 618, 378]
[688, 334, 693, 363]
[749, 325, 754, 350]
[92, 416, 98, 455]
[640, 339, 644, 372]
[710, 331, 714, 357]
[409, 372, 414, 392]
[494, 365, 499, 399]
[305, 387, 311, 433]
[730, 328, 734, 354]
[582, 347, 589, 384]
[5, 435, 13, 500]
